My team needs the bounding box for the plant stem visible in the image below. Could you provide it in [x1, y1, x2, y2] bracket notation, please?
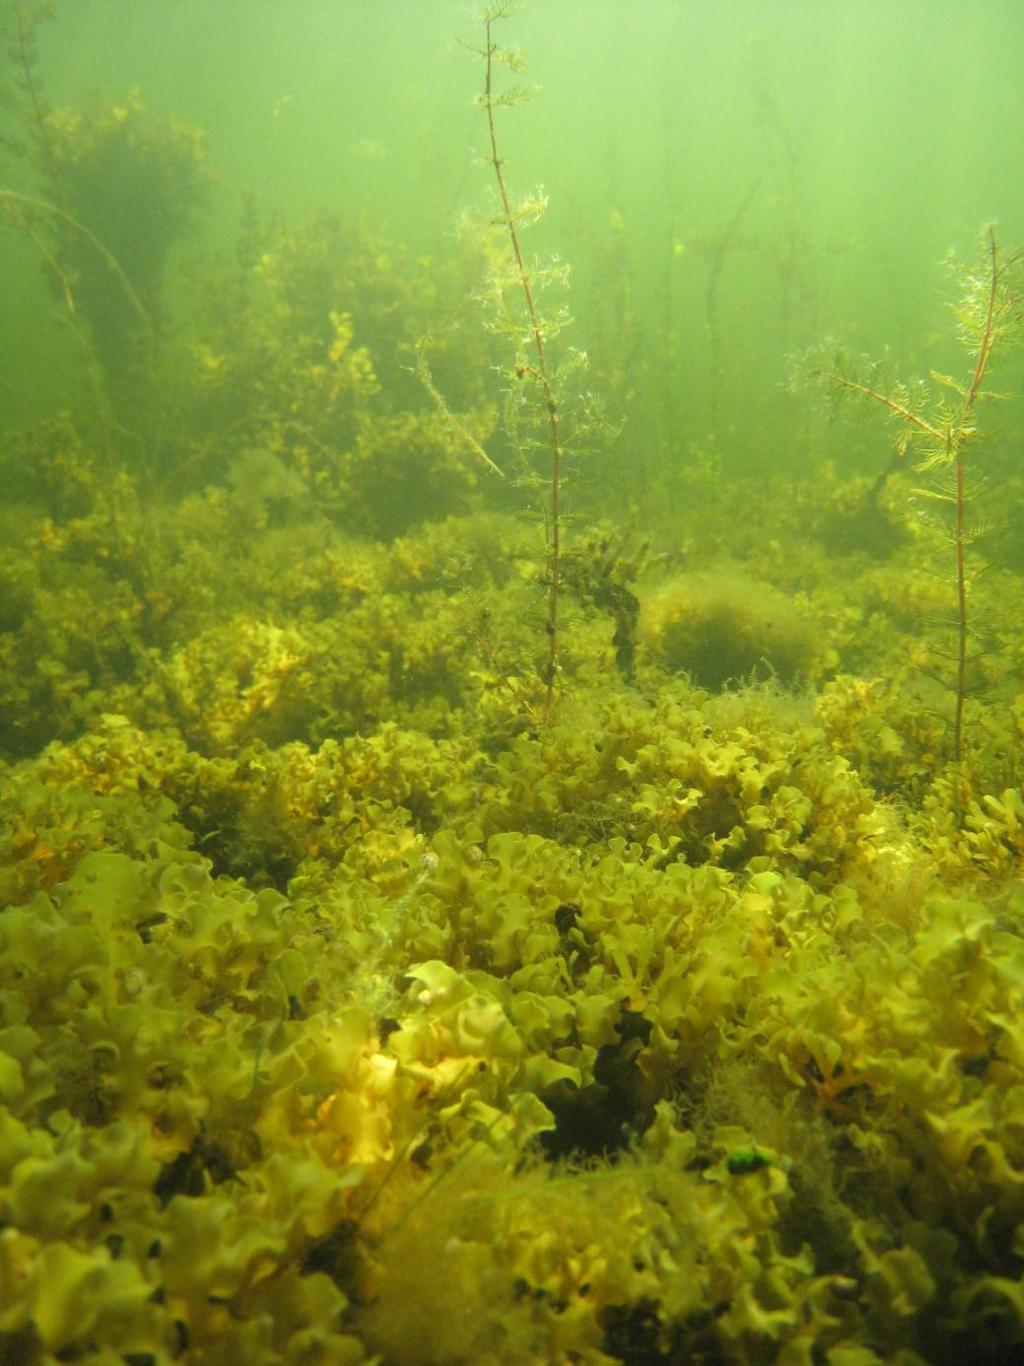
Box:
[826, 227, 1010, 769]
[952, 440, 967, 766]
[481, 10, 564, 717]
[0, 189, 152, 336]
[949, 227, 999, 765]
[824, 373, 945, 443]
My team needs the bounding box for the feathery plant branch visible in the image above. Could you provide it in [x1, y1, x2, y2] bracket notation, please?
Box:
[1, 0, 60, 186]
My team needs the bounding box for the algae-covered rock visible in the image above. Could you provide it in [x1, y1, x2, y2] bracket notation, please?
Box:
[639, 567, 819, 687]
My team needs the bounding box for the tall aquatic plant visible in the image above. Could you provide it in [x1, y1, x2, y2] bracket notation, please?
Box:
[468, 2, 584, 719]
[795, 226, 1024, 772]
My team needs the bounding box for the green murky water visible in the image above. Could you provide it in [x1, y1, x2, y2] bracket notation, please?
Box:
[2, 4, 1024, 1361]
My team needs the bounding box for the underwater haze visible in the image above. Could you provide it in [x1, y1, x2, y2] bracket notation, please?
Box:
[5, 0, 1024, 452]
[3, 1, 1024, 1362]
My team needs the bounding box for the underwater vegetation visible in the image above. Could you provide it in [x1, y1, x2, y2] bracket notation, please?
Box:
[795, 227, 1024, 775]
[2, 2, 1024, 1363]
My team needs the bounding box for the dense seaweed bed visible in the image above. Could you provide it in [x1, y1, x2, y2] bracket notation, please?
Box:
[3, 408, 1024, 1363]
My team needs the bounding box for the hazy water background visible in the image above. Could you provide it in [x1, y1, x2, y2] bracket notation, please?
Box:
[3, 0, 1023, 484]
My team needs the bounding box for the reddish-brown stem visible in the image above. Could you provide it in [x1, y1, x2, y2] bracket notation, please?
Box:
[964, 228, 999, 412]
[826, 374, 945, 443]
[482, 12, 563, 718]
[952, 446, 967, 766]
[950, 227, 1000, 767]
[832, 228, 1006, 772]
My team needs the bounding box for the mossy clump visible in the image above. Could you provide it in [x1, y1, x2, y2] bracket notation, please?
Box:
[359, 1117, 812, 1365]
[639, 567, 819, 688]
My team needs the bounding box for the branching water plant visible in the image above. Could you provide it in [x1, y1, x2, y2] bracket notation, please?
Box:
[466, 2, 587, 719]
[795, 226, 1024, 773]
[1, 0, 59, 185]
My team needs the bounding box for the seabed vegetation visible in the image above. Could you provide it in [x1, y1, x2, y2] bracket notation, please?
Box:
[2, 4, 1024, 1363]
